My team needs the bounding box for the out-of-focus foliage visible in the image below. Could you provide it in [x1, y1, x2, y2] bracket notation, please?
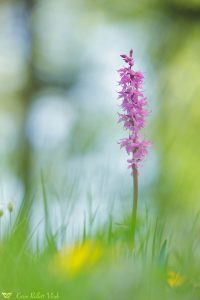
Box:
[0, 0, 200, 298]
[85, 0, 160, 19]
[154, 20, 200, 214]
[0, 0, 199, 255]
[168, 0, 200, 10]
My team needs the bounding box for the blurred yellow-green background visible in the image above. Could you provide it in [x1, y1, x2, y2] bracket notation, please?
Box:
[0, 0, 200, 241]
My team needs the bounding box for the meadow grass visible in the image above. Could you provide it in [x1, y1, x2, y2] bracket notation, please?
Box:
[0, 190, 200, 300]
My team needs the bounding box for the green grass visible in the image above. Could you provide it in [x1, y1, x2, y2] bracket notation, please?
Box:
[0, 192, 200, 300]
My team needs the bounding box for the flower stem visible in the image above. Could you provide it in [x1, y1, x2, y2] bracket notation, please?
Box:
[9, 212, 12, 233]
[132, 166, 138, 242]
[0, 218, 1, 242]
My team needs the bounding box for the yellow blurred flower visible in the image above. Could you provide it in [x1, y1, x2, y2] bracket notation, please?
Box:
[167, 271, 185, 288]
[52, 241, 103, 277]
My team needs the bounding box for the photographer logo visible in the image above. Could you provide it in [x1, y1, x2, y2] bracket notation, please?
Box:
[1, 293, 12, 299]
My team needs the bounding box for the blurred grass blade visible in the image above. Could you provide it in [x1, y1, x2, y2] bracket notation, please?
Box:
[41, 172, 50, 237]
[159, 239, 168, 267]
[152, 218, 158, 260]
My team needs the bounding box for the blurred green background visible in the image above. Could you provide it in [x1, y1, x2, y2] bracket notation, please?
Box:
[0, 0, 199, 242]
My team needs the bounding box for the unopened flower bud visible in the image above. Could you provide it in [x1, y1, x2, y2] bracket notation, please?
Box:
[7, 202, 15, 213]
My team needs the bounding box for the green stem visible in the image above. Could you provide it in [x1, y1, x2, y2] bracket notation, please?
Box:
[9, 212, 12, 233]
[132, 166, 138, 242]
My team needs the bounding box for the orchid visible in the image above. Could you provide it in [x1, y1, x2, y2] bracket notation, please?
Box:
[117, 50, 151, 240]
[117, 50, 151, 171]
